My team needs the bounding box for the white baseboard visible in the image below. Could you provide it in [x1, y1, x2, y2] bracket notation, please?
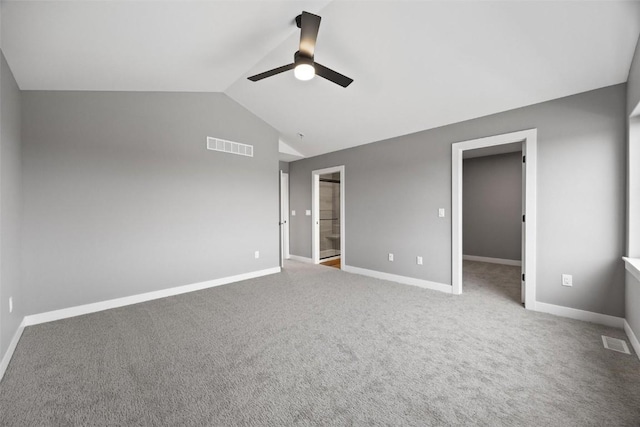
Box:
[534, 301, 624, 328]
[288, 255, 314, 263]
[624, 319, 640, 360]
[0, 319, 26, 382]
[463, 255, 522, 266]
[24, 267, 281, 327]
[342, 265, 452, 294]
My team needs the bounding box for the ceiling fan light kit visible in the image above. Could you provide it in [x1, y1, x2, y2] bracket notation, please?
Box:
[293, 52, 315, 81]
[248, 11, 353, 88]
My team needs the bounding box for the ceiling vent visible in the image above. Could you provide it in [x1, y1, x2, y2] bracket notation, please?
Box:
[601, 336, 631, 354]
[207, 137, 253, 157]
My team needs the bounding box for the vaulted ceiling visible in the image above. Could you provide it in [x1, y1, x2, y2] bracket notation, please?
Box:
[2, 1, 639, 159]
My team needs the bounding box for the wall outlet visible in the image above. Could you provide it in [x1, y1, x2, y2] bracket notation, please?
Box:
[291, 210, 296, 216]
[562, 274, 572, 287]
[438, 208, 445, 218]
[388, 253, 394, 262]
[9, 297, 13, 313]
[305, 210, 311, 216]
[254, 251, 260, 259]
[417, 256, 423, 265]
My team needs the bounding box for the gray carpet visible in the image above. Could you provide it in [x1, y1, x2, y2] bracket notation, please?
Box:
[1, 260, 639, 426]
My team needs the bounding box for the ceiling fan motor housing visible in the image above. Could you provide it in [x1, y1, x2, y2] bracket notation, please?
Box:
[294, 51, 313, 66]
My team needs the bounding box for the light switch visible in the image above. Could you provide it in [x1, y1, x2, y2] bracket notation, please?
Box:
[292, 210, 296, 216]
[417, 256, 423, 265]
[305, 210, 311, 216]
[438, 208, 445, 218]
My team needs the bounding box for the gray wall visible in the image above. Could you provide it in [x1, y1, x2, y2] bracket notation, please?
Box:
[289, 84, 626, 317]
[22, 91, 279, 315]
[0, 51, 23, 359]
[628, 35, 640, 116]
[279, 161, 289, 173]
[463, 152, 522, 261]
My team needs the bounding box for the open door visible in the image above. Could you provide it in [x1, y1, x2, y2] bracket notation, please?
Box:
[521, 145, 526, 304]
[280, 171, 289, 267]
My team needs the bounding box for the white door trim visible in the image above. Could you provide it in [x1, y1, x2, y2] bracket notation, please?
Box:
[452, 129, 537, 309]
[312, 166, 345, 266]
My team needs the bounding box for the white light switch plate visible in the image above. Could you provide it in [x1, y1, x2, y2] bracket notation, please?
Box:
[388, 253, 394, 262]
[417, 256, 423, 265]
[438, 208, 445, 218]
[305, 210, 311, 216]
[562, 274, 572, 287]
[291, 210, 296, 216]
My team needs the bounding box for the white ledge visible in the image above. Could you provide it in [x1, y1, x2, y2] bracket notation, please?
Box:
[623, 257, 640, 283]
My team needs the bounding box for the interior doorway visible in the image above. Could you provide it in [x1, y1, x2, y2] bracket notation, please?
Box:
[452, 129, 537, 309]
[279, 171, 290, 267]
[462, 145, 524, 304]
[312, 166, 345, 268]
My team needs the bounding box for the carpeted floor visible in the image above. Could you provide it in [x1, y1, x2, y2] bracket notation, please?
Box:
[1, 260, 639, 426]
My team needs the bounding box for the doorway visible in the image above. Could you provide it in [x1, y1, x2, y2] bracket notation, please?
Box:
[462, 146, 523, 304]
[452, 129, 537, 309]
[312, 166, 345, 268]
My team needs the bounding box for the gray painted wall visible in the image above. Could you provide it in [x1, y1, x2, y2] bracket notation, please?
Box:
[279, 161, 289, 173]
[628, 35, 640, 116]
[463, 152, 521, 261]
[289, 84, 626, 317]
[0, 51, 23, 359]
[22, 91, 279, 315]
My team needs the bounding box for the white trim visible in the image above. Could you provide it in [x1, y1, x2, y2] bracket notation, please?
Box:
[462, 255, 521, 266]
[23, 267, 281, 327]
[342, 264, 452, 294]
[452, 128, 537, 310]
[0, 319, 26, 381]
[319, 255, 341, 263]
[534, 301, 624, 328]
[288, 255, 314, 263]
[623, 257, 640, 283]
[624, 319, 640, 360]
[311, 165, 345, 267]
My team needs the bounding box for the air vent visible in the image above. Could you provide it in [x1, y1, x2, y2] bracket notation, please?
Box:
[206, 137, 253, 157]
[601, 336, 631, 354]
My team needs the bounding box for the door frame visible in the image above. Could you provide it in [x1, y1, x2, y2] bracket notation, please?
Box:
[312, 165, 345, 266]
[451, 129, 537, 309]
[280, 171, 290, 264]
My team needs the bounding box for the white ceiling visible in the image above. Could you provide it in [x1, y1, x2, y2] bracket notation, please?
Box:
[3, 1, 640, 159]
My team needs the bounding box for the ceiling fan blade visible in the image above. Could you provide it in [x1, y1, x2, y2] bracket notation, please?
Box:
[314, 63, 353, 88]
[299, 11, 321, 58]
[247, 64, 295, 82]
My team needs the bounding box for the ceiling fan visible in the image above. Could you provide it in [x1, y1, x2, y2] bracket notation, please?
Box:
[247, 11, 353, 88]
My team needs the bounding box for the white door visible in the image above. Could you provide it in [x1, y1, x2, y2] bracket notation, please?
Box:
[280, 172, 290, 261]
[521, 146, 526, 304]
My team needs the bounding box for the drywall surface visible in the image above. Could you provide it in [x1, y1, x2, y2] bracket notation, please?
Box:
[628, 35, 640, 116]
[22, 91, 279, 315]
[279, 161, 289, 173]
[626, 270, 640, 347]
[289, 84, 626, 317]
[0, 51, 23, 358]
[463, 152, 522, 261]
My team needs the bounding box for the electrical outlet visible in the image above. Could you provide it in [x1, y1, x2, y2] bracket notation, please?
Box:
[417, 256, 423, 265]
[254, 251, 260, 259]
[388, 253, 394, 262]
[562, 274, 572, 287]
[9, 297, 13, 313]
